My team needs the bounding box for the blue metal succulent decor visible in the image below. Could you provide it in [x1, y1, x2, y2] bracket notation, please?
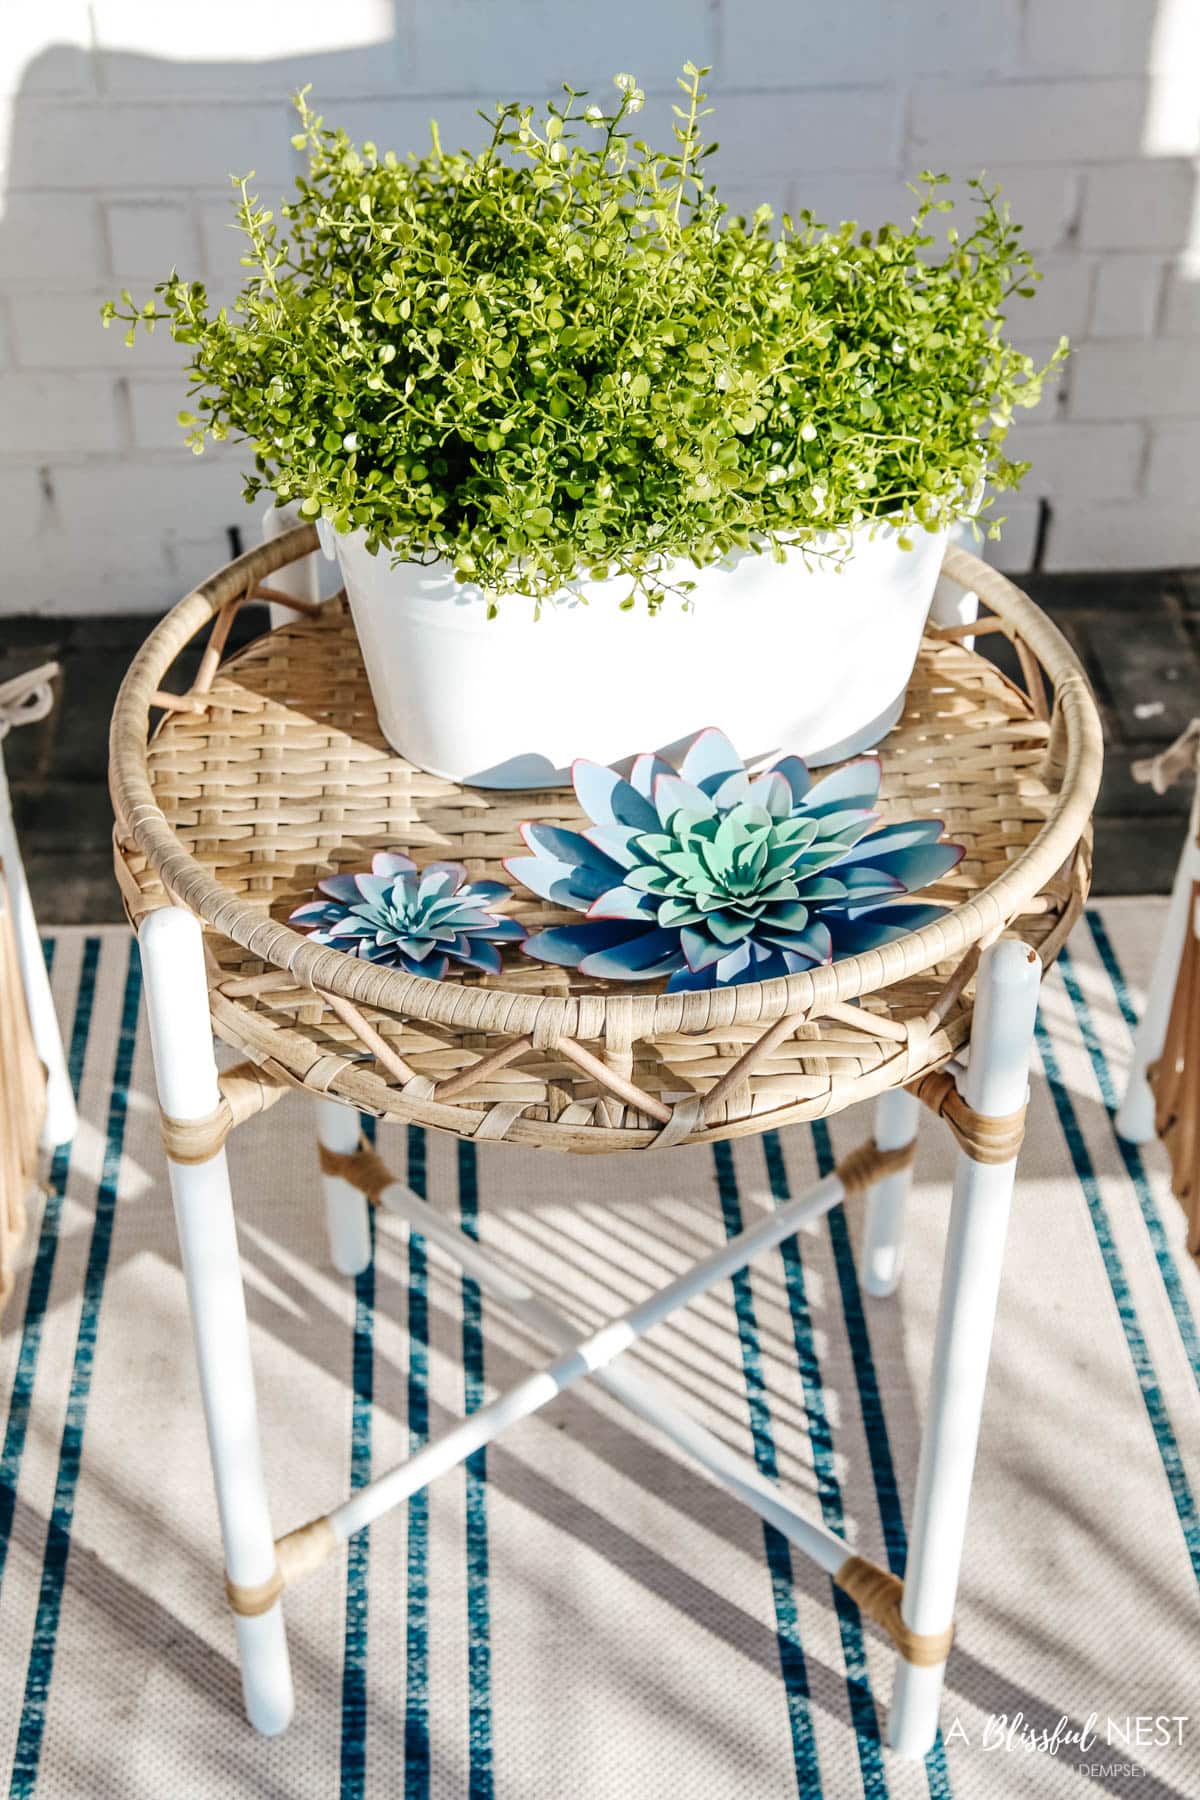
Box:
[507, 730, 963, 992]
[289, 851, 525, 977]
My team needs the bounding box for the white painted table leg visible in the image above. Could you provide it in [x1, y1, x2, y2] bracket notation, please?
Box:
[930, 520, 979, 651]
[859, 1087, 919, 1297]
[261, 502, 322, 628]
[314, 1097, 372, 1275]
[1116, 787, 1200, 1142]
[888, 939, 1041, 1759]
[0, 753, 76, 1148]
[140, 907, 294, 1737]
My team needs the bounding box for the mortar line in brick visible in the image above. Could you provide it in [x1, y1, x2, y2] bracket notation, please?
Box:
[709, 0, 725, 72]
[1062, 170, 1085, 249]
[1152, 257, 1172, 337]
[1135, 420, 1153, 497]
[113, 376, 134, 454]
[96, 193, 115, 280]
[898, 83, 915, 171]
[85, 1, 104, 97]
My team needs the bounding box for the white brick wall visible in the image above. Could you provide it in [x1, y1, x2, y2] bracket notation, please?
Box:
[1, 1, 1198, 614]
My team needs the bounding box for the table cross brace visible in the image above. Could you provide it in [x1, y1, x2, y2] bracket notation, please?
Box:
[237, 1152, 950, 1672]
[138, 904, 1042, 1754]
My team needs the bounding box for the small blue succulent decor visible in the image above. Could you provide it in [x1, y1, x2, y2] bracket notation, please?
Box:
[507, 730, 963, 992]
[289, 851, 525, 978]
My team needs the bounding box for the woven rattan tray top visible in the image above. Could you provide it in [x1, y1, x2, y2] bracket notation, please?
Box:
[110, 529, 1101, 1151]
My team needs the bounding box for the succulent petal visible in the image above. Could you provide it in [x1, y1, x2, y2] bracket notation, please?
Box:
[474, 916, 526, 942]
[845, 819, 947, 856]
[453, 938, 503, 974]
[573, 759, 660, 832]
[520, 821, 624, 876]
[463, 878, 512, 904]
[711, 767, 755, 811]
[747, 770, 793, 819]
[522, 920, 647, 968]
[759, 917, 833, 963]
[826, 904, 949, 955]
[836, 841, 965, 894]
[504, 851, 607, 909]
[577, 927, 686, 980]
[652, 773, 717, 828]
[678, 728, 742, 793]
[371, 851, 418, 879]
[417, 861, 467, 898]
[583, 823, 647, 869]
[629, 752, 674, 799]
[767, 754, 812, 806]
[316, 873, 366, 904]
[680, 926, 728, 971]
[587, 884, 658, 920]
[800, 757, 882, 815]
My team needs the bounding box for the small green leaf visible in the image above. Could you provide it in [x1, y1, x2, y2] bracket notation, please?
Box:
[97, 63, 1055, 616]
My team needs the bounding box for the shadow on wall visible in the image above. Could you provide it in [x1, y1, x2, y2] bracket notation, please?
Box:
[0, 3, 1197, 617]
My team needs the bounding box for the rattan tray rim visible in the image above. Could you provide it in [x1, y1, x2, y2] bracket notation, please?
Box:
[109, 527, 1103, 1040]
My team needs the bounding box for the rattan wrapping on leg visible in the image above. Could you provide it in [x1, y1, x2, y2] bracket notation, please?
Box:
[321, 1132, 915, 1204]
[158, 1060, 290, 1164]
[110, 530, 1101, 1153]
[835, 1554, 955, 1667]
[224, 1517, 338, 1617]
[317, 1140, 396, 1205]
[835, 1137, 917, 1195]
[908, 1067, 1027, 1164]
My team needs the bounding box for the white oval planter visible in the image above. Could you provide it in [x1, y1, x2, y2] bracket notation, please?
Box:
[326, 521, 949, 789]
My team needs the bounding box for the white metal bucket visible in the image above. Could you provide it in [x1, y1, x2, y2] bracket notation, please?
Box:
[324, 521, 950, 788]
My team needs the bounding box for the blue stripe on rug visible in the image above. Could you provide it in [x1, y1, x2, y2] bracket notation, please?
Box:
[1085, 905, 1155, 1041]
[810, 1122, 954, 1800]
[1073, 916, 1200, 1390]
[404, 1127, 431, 1800]
[1035, 1014, 1200, 1585]
[711, 1141, 822, 1798]
[761, 1133, 889, 1800]
[10, 938, 142, 1800]
[0, 937, 97, 1597]
[340, 1116, 376, 1800]
[458, 1140, 493, 1800]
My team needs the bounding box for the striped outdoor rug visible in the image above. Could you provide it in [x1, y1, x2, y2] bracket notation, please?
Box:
[0, 904, 1196, 1799]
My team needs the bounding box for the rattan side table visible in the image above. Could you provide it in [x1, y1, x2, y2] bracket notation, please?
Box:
[109, 527, 1102, 1757]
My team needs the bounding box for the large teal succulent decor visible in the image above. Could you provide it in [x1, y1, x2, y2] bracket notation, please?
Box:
[289, 851, 524, 978]
[507, 731, 963, 992]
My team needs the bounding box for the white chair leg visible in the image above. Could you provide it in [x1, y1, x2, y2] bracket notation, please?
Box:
[315, 1096, 372, 1276]
[859, 1086, 919, 1297]
[0, 752, 76, 1148]
[1116, 786, 1200, 1142]
[139, 907, 294, 1737]
[887, 939, 1041, 1759]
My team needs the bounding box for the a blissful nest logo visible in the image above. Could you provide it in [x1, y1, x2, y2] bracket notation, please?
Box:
[944, 1711, 1188, 1778]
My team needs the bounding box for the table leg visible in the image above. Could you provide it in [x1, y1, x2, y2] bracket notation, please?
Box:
[139, 906, 294, 1737]
[859, 1087, 919, 1297]
[888, 939, 1041, 1758]
[314, 1097, 372, 1275]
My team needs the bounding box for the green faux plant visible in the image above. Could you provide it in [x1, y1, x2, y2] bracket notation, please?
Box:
[103, 65, 1065, 613]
